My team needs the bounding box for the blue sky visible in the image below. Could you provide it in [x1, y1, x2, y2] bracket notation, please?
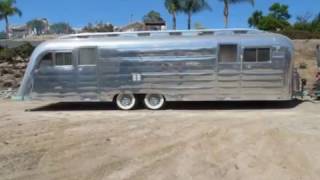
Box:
[2, 0, 320, 31]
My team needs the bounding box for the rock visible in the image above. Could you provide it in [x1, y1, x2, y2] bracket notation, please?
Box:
[0, 57, 28, 89]
[15, 56, 24, 62]
[1, 68, 14, 75]
[0, 87, 17, 99]
[1, 74, 16, 88]
[13, 81, 20, 89]
[0, 62, 9, 68]
[2, 74, 15, 80]
[14, 73, 22, 78]
[3, 81, 14, 88]
[15, 63, 27, 69]
[0, 68, 9, 75]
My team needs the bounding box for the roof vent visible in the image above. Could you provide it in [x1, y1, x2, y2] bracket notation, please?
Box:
[138, 32, 151, 37]
[107, 34, 119, 37]
[169, 32, 182, 36]
[233, 30, 248, 34]
[199, 31, 214, 36]
[77, 35, 89, 39]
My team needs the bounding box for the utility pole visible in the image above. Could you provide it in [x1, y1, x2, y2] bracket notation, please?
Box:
[130, 14, 133, 24]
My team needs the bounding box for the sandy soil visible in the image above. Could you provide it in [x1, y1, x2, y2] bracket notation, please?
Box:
[1, 100, 320, 180]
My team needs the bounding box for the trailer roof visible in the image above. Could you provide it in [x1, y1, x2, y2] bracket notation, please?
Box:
[59, 28, 265, 40]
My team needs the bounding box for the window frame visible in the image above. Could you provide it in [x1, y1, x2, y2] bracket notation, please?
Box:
[54, 51, 74, 67]
[78, 47, 98, 66]
[36, 50, 75, 71]
[218, 44, 240, 64]
[37, 52, 54, 69]
[242, 46, 272, 63]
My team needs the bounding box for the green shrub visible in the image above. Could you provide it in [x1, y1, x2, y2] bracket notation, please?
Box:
[0, 42, 34, 63]
[0, 48, 15, 62]
[14, 42, 35, 58]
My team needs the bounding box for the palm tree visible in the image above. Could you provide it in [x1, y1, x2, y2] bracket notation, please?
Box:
[219, 0, 254, 28]
[165, 0, 181, 30]
[180, 0, 211, 30]
[248, 10, 262, 27]
[0, 0, 22, 37]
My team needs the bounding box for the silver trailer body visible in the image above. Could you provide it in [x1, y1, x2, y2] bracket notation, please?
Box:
[16, 29, 298, 102]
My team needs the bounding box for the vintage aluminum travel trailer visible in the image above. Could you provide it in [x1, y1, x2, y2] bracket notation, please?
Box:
[16, 29, 301, 110]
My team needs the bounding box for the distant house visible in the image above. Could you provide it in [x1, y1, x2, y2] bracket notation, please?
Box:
[9, 18, 51, 39]
[120, 22, 145, 32]
[144, 20, 166, 31]
[9, 25, 29, 39]
[72, 27, 82, 34]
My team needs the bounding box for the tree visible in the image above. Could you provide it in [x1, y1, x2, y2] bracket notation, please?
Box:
[50, 22, 74, 34]
[143, 10, 165, 23]
[0, 0, 22, 37]
[310, 13, 320, 32]
[296, 12, 312, 24]
[82, 22, 114, 32]
[293, 12, 320, 32]
[165, 0, 182, 30]
[256, 16, 290, 31]
[293, 12, 313, 31]
[194, 22, 205, 29]
[248, 10, 262, 27]
[269, 3, 291, 21]
[180, 0, 211, 30]
[27, 19, 47, 35]
[247, 3, 291, 31]
[219, 0, 254, 28]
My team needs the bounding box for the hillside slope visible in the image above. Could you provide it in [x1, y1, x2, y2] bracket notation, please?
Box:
[294, 39, 320, 88]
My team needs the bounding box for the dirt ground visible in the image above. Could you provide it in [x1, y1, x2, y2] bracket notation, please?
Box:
[1, 100, 320, 180]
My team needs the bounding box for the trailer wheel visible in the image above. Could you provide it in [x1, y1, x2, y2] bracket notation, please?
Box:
[116, 94, 137, 110]
[144, 94, 165, 110]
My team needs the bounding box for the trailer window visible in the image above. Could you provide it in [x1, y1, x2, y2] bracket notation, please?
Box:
[243, 48, 256, 62]
[219, 45, 238, 63]
[79, 48, 96, 65]
[39, 53, 53, 68]
[257, 48, 270, 62]
[244, 48, 270, 62]
[55, 53, 72, 66]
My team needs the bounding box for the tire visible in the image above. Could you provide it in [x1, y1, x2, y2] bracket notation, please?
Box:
[144, 94, 165, 110]
[116, 94, 137, 110]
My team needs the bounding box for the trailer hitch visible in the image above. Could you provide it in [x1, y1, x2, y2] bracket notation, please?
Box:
[301, 79, 307, 99]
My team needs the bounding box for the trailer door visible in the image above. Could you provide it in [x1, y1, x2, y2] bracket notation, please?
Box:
[76, 47, 99, 101]
[217, 44, 241, 100]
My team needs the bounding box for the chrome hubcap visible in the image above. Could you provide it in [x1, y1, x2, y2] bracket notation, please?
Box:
[120, 95, 132, 106]
[149, 95, 161, 106]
